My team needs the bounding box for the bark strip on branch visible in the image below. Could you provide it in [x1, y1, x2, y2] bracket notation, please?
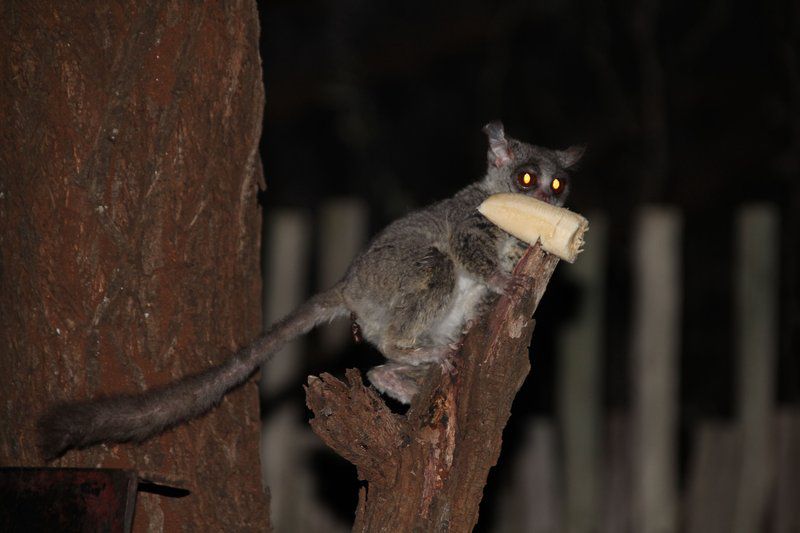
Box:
[305, 244, 559, 532]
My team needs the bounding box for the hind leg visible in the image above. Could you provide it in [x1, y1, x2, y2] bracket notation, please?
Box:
[376, 247, 458, 364]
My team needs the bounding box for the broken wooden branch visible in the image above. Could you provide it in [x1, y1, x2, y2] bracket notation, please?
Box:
[305, 243, 560, 531]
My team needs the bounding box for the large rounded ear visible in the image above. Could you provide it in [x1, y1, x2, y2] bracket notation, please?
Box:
[483, 120, 513, 167]
[557, 144, 587, 169]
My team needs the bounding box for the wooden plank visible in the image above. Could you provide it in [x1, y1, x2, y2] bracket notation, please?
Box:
[0, 468, 138, 533]
[684, 423, 741, 533]
[733, 205, 779, 533]
[630, 207, 681, 533]
[558, 212, 608, 533]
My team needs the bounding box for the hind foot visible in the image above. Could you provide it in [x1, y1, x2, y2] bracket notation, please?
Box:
[367, 362, 435, 404]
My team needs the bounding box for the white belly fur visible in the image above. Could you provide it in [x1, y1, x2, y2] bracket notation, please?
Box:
[432, 272, 488, 344]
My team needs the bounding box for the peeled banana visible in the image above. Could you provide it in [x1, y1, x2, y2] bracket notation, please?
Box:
[478, 193, 588, 263]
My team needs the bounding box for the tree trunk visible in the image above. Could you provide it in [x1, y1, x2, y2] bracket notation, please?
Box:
[0, 1, 270, 531]
[306, 245, 559, 531]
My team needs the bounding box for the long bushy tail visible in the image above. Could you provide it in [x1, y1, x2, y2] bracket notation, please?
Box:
[39, 286, 347, 459]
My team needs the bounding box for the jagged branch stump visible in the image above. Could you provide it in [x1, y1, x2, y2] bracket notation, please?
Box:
[305, 244, 559, 532]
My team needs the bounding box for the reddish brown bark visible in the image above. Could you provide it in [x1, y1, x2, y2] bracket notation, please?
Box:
[306, 245, 560, 531]
[0, 2, 270, 531]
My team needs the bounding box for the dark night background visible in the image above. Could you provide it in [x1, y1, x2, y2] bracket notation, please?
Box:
[256, 0, 799, 529]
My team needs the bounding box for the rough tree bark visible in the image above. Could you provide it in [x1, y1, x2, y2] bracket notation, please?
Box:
[306, 245, 560, 531]
[0, 2, 270, 531]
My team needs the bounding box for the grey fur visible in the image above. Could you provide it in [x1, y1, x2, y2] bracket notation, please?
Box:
[39, 121, 583, 458]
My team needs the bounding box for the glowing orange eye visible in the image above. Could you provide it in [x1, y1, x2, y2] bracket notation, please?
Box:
[551, 178, 563, 194]
[516, 171, 537, 190]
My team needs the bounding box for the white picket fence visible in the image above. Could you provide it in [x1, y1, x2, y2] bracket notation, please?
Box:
[259, 200, 798, 532]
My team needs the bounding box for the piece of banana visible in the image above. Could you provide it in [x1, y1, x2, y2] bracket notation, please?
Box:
[478, 193, 588, 263]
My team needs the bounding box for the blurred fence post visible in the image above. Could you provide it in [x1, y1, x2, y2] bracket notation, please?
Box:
[685, 423, 741, 533]
[558, 212, 607, 533]
[317, 198, 369, 351]
[601, 412, 632, 533]
[774, 409, 800, 533]
[733, 205, 779, 533]
[260, 209, 312, 532]
[495, 419, 562, 533]
[631, 207, 681, 533]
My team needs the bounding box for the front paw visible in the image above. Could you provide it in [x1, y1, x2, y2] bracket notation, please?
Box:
[487, 272, 530, 301]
